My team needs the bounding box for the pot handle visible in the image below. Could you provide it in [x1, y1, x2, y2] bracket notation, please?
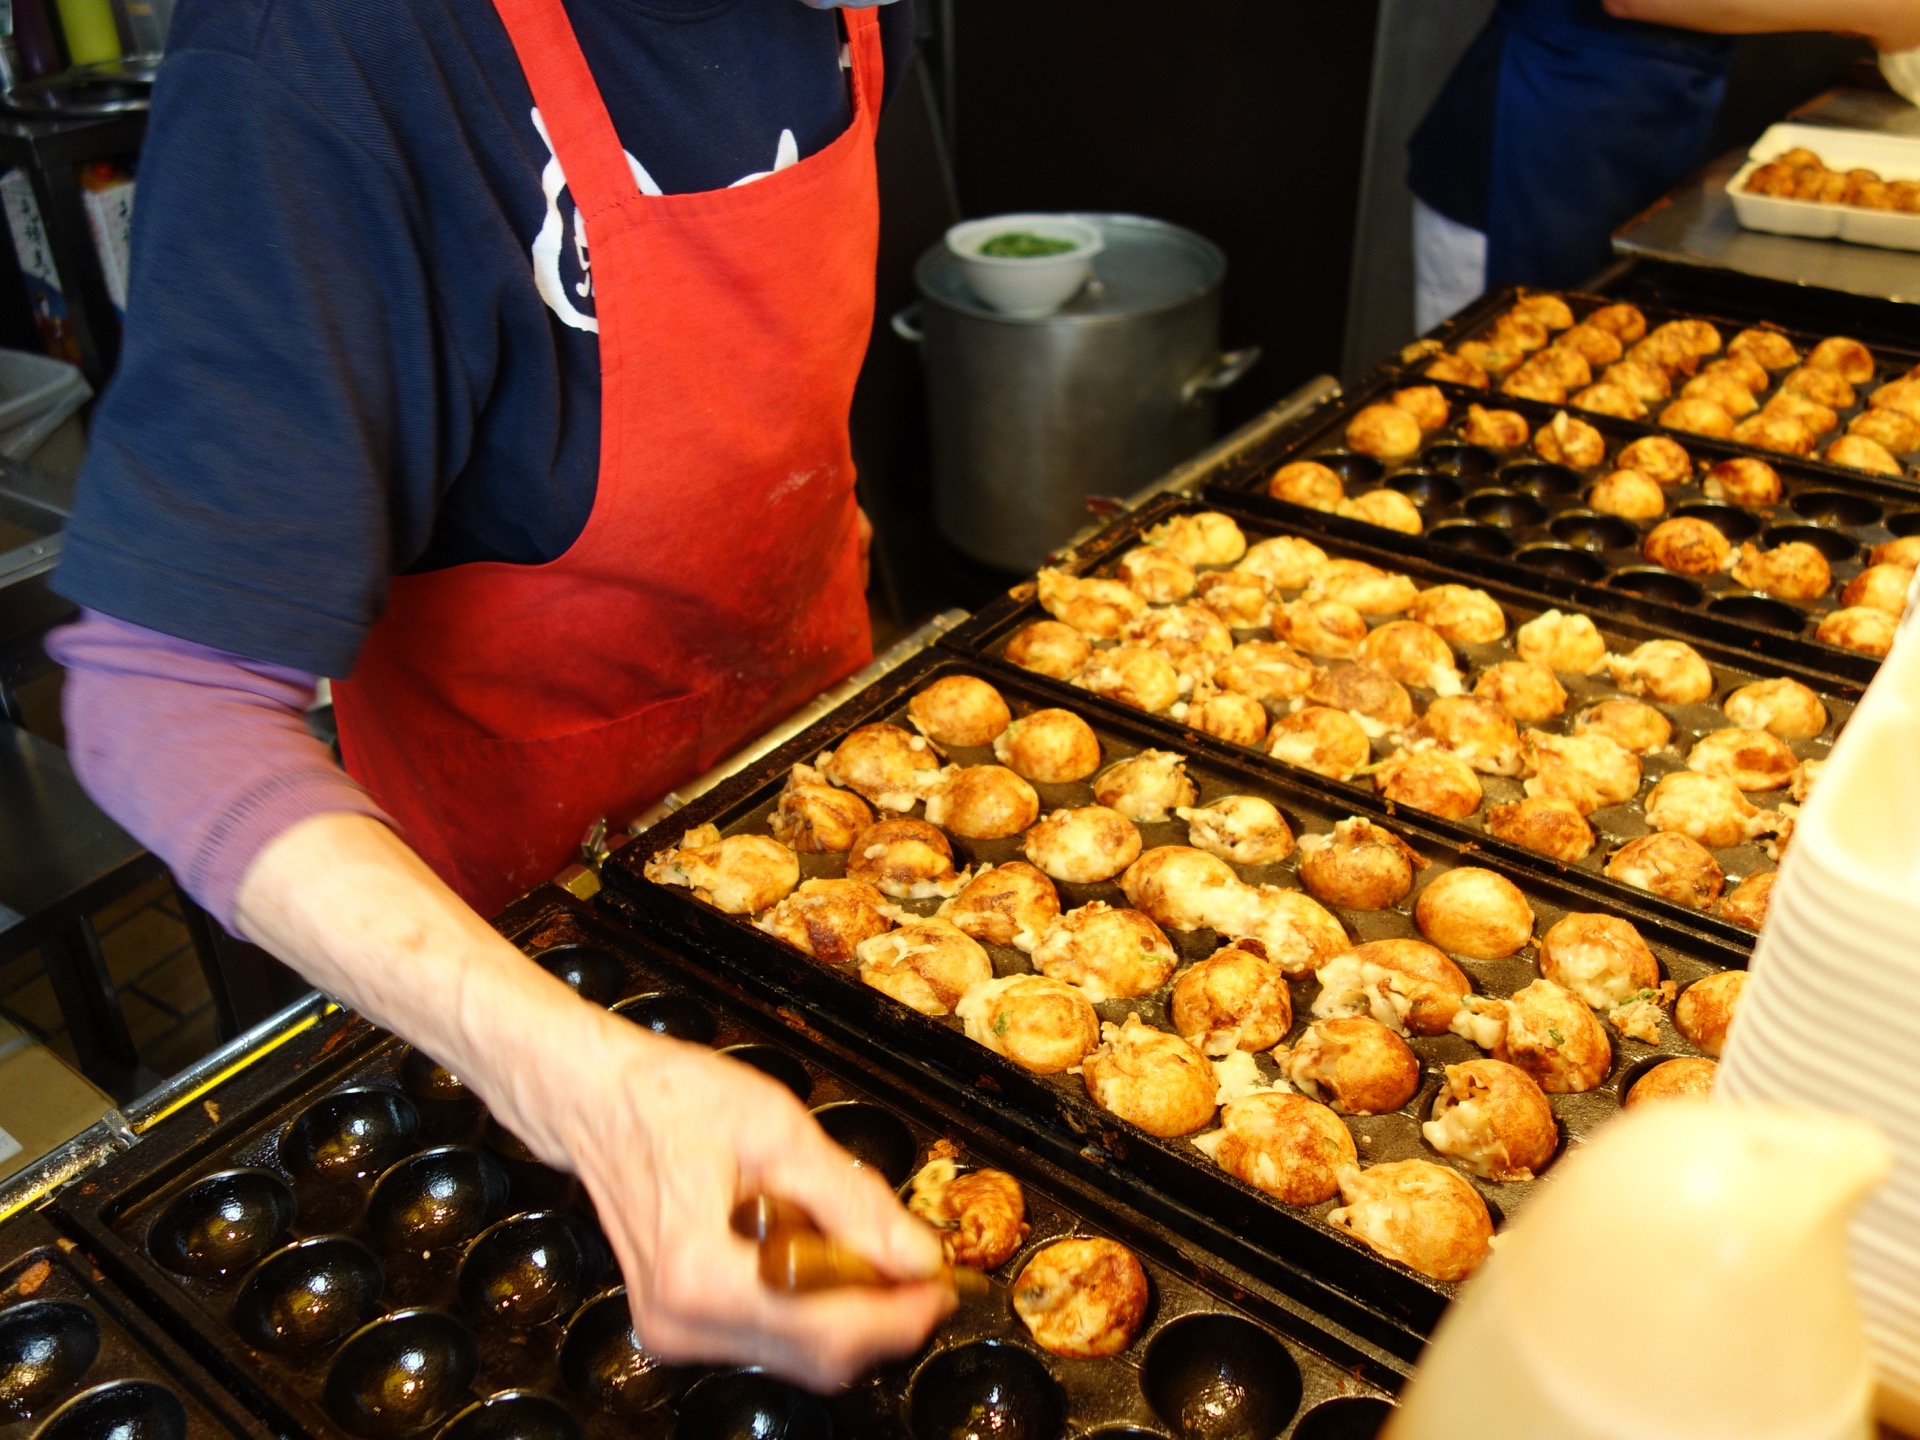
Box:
[1182, 346, 1262, 406]
[890, 302, 925, 345]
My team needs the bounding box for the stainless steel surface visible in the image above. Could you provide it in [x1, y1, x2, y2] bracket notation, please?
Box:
[627, 608, 969, 835]
[908, 213, 1250, 573]
[1614, 87, 1920, 305]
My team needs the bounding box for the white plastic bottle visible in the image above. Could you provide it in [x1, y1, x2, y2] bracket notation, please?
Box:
[1386, 1104, 1889, 1440]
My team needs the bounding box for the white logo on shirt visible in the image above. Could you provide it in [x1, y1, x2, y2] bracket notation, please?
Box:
[529, 108, 799, 334]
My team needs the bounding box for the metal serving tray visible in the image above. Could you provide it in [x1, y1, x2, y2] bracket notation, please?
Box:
[55, 893, 1400, 1439]
[1201, 373, 1911, 684]
[597, 647, 1753, 1344]
[942, 492, 1854, 949]
[0, 1209, 271, 1438]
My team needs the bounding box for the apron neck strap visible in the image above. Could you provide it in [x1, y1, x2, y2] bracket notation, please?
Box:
[490, 0, 642, 218]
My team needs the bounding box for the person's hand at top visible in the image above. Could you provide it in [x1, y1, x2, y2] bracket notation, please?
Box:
[1601, 0, 1920, 56]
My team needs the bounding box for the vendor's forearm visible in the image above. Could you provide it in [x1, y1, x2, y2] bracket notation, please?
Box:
[1603, 0, 1920, 50]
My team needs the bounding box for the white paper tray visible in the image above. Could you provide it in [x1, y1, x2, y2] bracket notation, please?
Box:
[1727, 122, 1920, 253]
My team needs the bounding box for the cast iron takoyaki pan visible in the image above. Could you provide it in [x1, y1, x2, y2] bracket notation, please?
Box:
[54, 896, 1400, 1436]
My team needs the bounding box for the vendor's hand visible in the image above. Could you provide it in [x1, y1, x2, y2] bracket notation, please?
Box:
[550, 1015, 954, 1387]
[857, 504, 874, 591]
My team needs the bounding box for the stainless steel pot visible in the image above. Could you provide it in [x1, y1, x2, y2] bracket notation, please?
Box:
[894, 213, 1257, 573]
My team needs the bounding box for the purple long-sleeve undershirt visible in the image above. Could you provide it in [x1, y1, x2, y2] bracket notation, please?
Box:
[48, 608, 390, 931]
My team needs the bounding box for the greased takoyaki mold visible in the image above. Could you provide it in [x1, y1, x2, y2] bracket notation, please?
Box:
[0, 1210, 270, 1439]
[601, 647, 1757, 1342]
[55, 896, 1399, 1438]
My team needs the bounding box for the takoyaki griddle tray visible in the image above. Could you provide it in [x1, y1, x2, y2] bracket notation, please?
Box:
[0, 1209, 272, 1438]
[598, 647, 1754, 1343]
[53, 895, 1401, 1439]
[942, 492, 1856, 950]
[1203, 370, 1914, 685]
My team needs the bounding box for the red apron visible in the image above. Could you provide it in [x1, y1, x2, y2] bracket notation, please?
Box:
[332, 0, 879, 915]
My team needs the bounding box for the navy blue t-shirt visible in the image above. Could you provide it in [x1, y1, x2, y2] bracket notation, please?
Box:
[55, 0, 912, 678]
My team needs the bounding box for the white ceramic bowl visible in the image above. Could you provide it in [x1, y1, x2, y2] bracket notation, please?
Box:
[946, 214, 1104, 318]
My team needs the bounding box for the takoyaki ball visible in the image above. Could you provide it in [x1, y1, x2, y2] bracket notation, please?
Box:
[1572, 382, 1646, 421]
[1605, 832, 1726, 911]
[1628, 331, 1701, 378]
[1474, 660, 1570, 723]
[1873, 377, 1920, 422]
[1266, 706, 1373, 781]
[1312, 939, 1471, 1036]
[854, 919, 992, 1017]
[938, 862, 1060, 952]
[1171, 942, 1292, 1054]
[1462, 404, 1531, 449]
[1849, 406, 1920, 456]
[1603, 359, 1673, 404]
[769, 762, 874, 853]
[1114, 545, 1198, 604]
[1487, 795, 1595, 862]
[1729, 541, 1832, 601]
[1728, 679, 1827, 744]
[1214, 640, 1318, 704]
[1644, 772, 1769, 849]
[1092, 750, 1197, 824]
[1515, 609, 1609, 675]
[1194, 1092, 1357, 1206]
[1701, 456, 1783, 509]
[1573, 698, 1673, 754]
[1218, 885, 1351, 978]
[1426, 352, 1491, 388]
[1456, 980, 1611, 1094]
[907, 1154, 1030, 1270]
[1588, 468, 1666, 521]
[1807, 335, 1876, 384]
[1817, 605, 1897, 657]
[1825, 434, 1902, 475]
[1522, 346, 1592, 392]
[995, 710, 1103, 783]
[1036, 567, 1146, 639]
[1680, 373, 1758, 419]
[1297, 817, 1427, 911]
[1307, 560, 1421, 617]
[1409, 584, 1508, 645]
[1023, 806, 1143, 885]
[755, 878, 893, 965]
[1194, 569, 1276, 629]
[1686, 728, 1797, 792]
[1783, 364, 1857, 410]
[1791, 757, 1824, 803]
[1624, 1057, 1717, 1108]
[1502, 365, 1565, 406]
[1766, 388, 1840, 435]
[1237, 534, 1329, 591]
[923, 765, 1040, 841]
[1329, 1161, 1493, 1282]
[1700, 353, 1770, 394]
[1616, 434, 1693, 485]
[1281, 599, 1368, 660]
[1306, 663, 1416, 733]
[1005, 620, 1092, 680]
[1538, 912, 1663, 1013]
[1082, 1015, 1218, 1138]
[817, 723, 942, 811]
[1011, 1238, 1150, 1360]
[1122, 603, 1234, 658]
[1392, 385, 1452, 432]
[1278, 1016, 1420, 1115]
[1338, 489, 1425, 535]
[1731, 408, 1816, 457]
[1031, 902, 1177, 1003]
[1143, 510, 1247, 567]
[1177, 795, 1297, 867]
[1655, 318, 1723, 359]
[1842, 563, 1915, 615]
[1558, 323, 1625, 367]
[1642, 517, 1731, 577]
[1728, 326, 1800, 371]
[645, 823, 798, 915]
[1267, 459, 1345, 511]
[1674, 970, 1746, 1058]
[1184, 691, 1270, 748]
[1414, 868, 1535, 959]
[1588, 302, 1648, 343]
[846, 818, 968, 900]
[1490, 312, 1551, 353]
[1360, 621, 1464, 696]
[1658, 397, 1734, 439]
[1603, 639, 1715, 705]
[1532, 411, 1606, 468]
[1413, 695, 1522, 775]
[1372, 747, 1483, 821]
[1511, 293, 1576, 330]
[1118, 845, 1243, 933]
[909, 676, 1013, 749]
[1423, 1059, 1557, 1182]
[1076, 647, 1183, 714]
[1717, 870, 1776, 932]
